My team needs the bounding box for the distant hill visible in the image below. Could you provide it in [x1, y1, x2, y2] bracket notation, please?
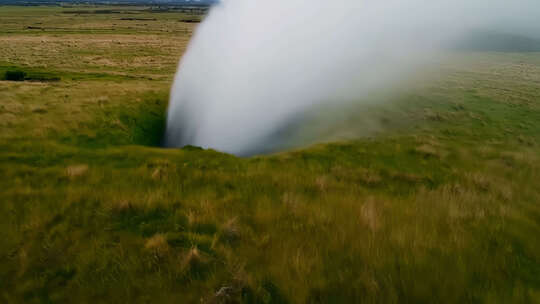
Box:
[456, 31, 540, 52]
[0, 0, 218, 6]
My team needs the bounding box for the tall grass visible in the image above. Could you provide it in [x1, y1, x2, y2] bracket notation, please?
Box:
[0, 6, 539, 303]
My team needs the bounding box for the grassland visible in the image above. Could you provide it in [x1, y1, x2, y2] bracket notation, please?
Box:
[1, 6, 540, 304]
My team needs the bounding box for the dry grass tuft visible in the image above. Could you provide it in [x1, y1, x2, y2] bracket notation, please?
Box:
[145, 234, 169, 258]
[360, 197, 380, 232]
[181, 246, 205, 271]
[315, 176, 329, 192]
[497, 184, 513, 201]
[424, 108, 446, 121]
[31, 106, 47, 114]
[220, 217, 240, 243]
[331, 166, 382, 186]
[212, 286, 236, 304]
[187, 210, 198, 227]
[66, 164, 88, 179]
[359, 169, 383, 185]
[111, 199, 133, 213]
[466, 172, 491, 191]
[151, 167, 167, 181]
[391, 171, 424, 184]
[415, 144, 439, 158]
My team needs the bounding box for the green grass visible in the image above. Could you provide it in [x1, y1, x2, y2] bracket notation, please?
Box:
[1, 6, 540, 304]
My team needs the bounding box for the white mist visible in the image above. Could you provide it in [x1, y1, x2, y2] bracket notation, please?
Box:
[165, 0, 540, 155]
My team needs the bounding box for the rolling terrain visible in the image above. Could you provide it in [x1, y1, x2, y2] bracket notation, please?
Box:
[1, 6, 539, 303]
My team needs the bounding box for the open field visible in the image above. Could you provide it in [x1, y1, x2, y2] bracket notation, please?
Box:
[1, 6, 540, 303]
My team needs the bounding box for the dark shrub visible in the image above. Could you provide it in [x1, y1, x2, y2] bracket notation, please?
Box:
[5, 70, 27, 81]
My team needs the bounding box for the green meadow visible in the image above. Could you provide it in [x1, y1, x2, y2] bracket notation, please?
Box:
[1, 6, 539, 303]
